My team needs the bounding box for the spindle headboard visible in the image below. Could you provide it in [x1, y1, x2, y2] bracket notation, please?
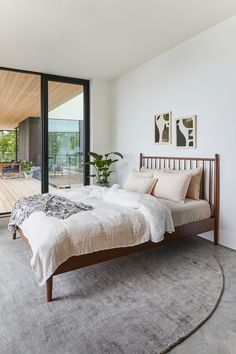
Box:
[139, 153, 219, 220]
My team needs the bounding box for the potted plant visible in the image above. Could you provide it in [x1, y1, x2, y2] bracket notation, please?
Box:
[20, 160, 33, 179]
[86, 152, 123, 186]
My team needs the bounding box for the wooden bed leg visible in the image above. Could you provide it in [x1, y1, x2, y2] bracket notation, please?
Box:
[12, 231, 16, 240]
[214, 228, 219, 246]
[214, 154, 219, 246]
[46, 276, 53, 302]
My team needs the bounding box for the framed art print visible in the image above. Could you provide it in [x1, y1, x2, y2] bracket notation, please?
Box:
[176, 115, 197, 148]
[154, 111, 172, 144]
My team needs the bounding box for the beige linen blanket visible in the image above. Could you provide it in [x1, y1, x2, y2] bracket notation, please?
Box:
[20, 186, 174, 285]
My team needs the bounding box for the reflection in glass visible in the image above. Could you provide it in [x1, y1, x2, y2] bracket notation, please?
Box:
[48, 82, 84, 189]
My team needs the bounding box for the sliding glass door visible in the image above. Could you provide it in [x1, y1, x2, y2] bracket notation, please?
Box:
[41, 75, 90, 193]
[0, 68, 89, 214]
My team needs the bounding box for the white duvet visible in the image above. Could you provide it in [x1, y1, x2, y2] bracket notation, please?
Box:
[20, 185, 174, 285]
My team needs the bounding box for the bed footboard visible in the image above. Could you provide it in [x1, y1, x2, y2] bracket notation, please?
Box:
[14, 217, 216, 302]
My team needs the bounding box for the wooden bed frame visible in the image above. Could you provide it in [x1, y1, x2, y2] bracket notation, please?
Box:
[13, 154, 220, 302]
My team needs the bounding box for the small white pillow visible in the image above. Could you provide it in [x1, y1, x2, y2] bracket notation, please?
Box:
[123, 173, 157, 194]
[132, 169, 154, 178]
[140, 167, 158, 175]
[152, 170, 191, 203]
[110, 184, 122, 190]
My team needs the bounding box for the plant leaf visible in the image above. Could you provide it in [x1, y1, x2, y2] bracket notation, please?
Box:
[111, 159, 119, 164]
[88, 152, 103, 160]
[96, 160, 107, 168]
[105, 152, 123, 159]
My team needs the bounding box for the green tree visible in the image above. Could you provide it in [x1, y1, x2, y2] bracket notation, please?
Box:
[70, 133, 79, 150]
[0, 131, 16, 162]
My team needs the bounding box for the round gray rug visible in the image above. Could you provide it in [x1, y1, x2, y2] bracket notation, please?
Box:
[0, 232, 223, 354]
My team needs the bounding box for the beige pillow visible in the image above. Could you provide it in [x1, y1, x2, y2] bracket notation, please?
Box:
[187, 168, 202, 199]
[141, 166, 202, 200]
[123, 173, 157, 194]
[152, 170, 191, 203]
[166, 167, 202, 200]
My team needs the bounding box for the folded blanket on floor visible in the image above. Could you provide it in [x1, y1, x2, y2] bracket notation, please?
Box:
[8, 194, 93, 232]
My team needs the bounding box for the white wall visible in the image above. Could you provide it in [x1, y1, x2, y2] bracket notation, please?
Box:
[111, 15, 236, 250]
[90, 79, 112, 153]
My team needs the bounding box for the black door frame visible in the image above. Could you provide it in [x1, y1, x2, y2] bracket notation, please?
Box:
[0, 66, 90, 194]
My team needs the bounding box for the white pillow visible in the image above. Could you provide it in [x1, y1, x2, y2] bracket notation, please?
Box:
[132, 169, 154, 178]
[152, 170, 191, 203]
[140, 167, 158, 175]
[123, 173, 157, 194]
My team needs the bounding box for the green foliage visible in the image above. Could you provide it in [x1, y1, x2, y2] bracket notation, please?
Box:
[0, 131, 16, 162]
[48, 132, 80, 169]
[48, 132, 80, 156]
[48, 133, 63, 157]
[70, 135, 79, 150]
[86, 151, 123, 184]
[20, 160, 33, 172]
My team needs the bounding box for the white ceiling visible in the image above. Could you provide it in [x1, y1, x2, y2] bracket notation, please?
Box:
[0, 0, 236, 80]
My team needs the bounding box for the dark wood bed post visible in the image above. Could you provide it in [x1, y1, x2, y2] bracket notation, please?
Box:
[214, 154, 220, 245]
[139, 153, 143, 170]
[46, 276, 53, 302]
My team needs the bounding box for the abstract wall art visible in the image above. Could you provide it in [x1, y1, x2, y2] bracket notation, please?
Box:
[176, 115, 197, 148]
[154, 112, 172, 144]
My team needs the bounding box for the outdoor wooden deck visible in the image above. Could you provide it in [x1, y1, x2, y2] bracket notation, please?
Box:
[0, 178, 41, 214]
[0, 171, 83, 214]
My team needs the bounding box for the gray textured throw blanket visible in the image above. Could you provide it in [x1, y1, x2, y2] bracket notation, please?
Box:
[8, 193, 93, 232]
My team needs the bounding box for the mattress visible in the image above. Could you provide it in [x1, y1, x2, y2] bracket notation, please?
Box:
[158, 198, 212, 227]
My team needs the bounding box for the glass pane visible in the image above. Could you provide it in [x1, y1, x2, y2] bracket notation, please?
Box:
[0, 70, 41, 214]
[48, 81, 84, 190]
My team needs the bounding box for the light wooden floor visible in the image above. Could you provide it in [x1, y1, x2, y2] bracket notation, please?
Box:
[0, 178, 41, 214]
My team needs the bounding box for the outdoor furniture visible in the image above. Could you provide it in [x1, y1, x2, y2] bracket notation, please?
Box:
[0, 162, 21, 179]
[51, 162, 63, 176]
[31, 166, 41, 180]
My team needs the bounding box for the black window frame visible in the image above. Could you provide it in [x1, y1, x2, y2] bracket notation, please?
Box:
[0, 66, 90, 194]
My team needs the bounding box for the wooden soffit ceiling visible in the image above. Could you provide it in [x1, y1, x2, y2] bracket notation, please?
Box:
[0, 70, 83, 130]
